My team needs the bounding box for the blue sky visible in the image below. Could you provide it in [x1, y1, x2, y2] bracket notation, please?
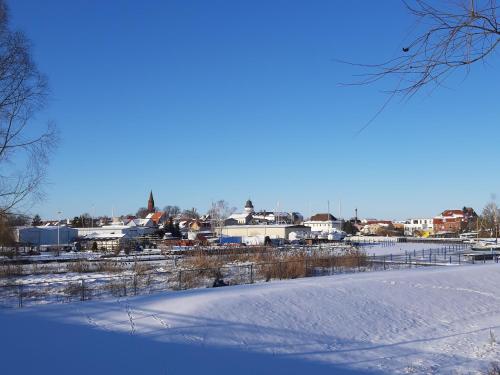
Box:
[9, 0, 500, 220]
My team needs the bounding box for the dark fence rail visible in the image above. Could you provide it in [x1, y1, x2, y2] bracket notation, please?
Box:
[2, 245, 499, 309]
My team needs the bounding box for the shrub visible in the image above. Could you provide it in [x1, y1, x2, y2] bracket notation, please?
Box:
[95, 261, 123, 273]
[67, 260, 91, 273]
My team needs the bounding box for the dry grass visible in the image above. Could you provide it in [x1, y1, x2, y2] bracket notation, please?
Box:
[0, 263, 23, 278]
[132, 262, 155, 275]
[67, 260, 92, 273]
[63, 282, 84, 301]
[179, 248, 368, 285]
[0, 249, 16, 259]
[485, 363, 500, 375]
[106, 279, 128, 297]
[94, 261, 124, 273]
[183, 252, 224, 270]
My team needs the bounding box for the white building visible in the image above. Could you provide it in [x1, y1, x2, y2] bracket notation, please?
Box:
[217, 224, 311, 240]
[304, 213, 343, 232]
[404, 218, 434, 236]
[77, 218, 155, 240]
[225, 199, 255, 225]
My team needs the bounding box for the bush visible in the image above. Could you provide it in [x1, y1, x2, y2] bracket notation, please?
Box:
[95, 261, 123, 273]
[67, 260, 91, 273]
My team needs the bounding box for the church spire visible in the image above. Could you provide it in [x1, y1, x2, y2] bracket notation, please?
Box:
[147, 190, 155, 213]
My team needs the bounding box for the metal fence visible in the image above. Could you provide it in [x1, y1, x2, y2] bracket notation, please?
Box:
[1, 248, 498, 309]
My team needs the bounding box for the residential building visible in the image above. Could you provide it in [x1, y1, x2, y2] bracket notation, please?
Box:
[404, 218, 434, 236]
[146, 211, 166, 226]
[433, 208, 477, 234]
[304, 213, 343, 232]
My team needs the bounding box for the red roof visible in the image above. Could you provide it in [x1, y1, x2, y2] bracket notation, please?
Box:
[149, 211, 165, 224]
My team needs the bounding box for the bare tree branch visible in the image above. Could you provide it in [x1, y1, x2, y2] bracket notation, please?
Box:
[0, 1, 57, 216]
[341, 0, 498, 127]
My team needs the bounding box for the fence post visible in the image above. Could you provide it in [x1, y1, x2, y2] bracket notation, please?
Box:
[250, 264, 253, 283]
[18, 285, 22, 308]
[459, 253, 461, 264]
[81, 279, 85, 301]
[383, 255, 386, 270]
[133, 275, 137, 295]
[178, 270, 182, 289]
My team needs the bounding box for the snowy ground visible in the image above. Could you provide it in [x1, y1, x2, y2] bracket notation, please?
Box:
[2, 264, 500, 374]
[358, 241, 468, 256]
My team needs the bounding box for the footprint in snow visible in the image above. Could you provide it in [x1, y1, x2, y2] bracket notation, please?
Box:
[152, 315, 170, 329]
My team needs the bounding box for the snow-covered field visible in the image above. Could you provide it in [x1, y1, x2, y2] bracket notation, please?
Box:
[1, 264, 500, 374]
[359, 241, 468, 256]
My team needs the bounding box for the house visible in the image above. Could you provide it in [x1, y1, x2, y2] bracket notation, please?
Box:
[433, 208, 477, 234]
[252, 211, 303, 225]
[304, 213, 343, 232]
[404, 218, 434, 236]
[358, 219, 397, 236]
[146, 211, 166, 226]
[225, 199, 255, 225]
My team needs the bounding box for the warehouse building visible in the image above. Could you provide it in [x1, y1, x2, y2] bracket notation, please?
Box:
[217, 224, 311, 240]
[15, 226, 78, 246]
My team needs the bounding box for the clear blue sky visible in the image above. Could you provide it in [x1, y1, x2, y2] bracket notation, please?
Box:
[9, 0, 500, 220]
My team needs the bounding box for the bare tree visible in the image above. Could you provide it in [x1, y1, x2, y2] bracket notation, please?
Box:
[136, 207, 149, 219]
[481, 200, 500, 237]
[342, 0, 498, 130]
[181, 208, 199, 220]
[0, 1, 57, 215]
[163, 205, 181, 217]
[207, 200, 236, 231]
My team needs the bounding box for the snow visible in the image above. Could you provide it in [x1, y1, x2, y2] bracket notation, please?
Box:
[358, 241, 468, 256]
[1, 264, 500, 374]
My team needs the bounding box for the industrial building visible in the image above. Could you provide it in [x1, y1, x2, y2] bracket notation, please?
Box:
[15, 226, 78, 246]
[217, 224, 311, 240]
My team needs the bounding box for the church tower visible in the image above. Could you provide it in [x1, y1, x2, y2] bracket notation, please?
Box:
[244, 199, 254, 214]
[147, 191, 155, 213]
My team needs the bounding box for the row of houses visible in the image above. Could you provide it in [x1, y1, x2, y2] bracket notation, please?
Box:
[14, 193, 479, 248]
[401, 208, 477, 237]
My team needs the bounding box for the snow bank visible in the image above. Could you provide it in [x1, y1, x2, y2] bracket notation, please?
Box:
[1, 265, 500, 374]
